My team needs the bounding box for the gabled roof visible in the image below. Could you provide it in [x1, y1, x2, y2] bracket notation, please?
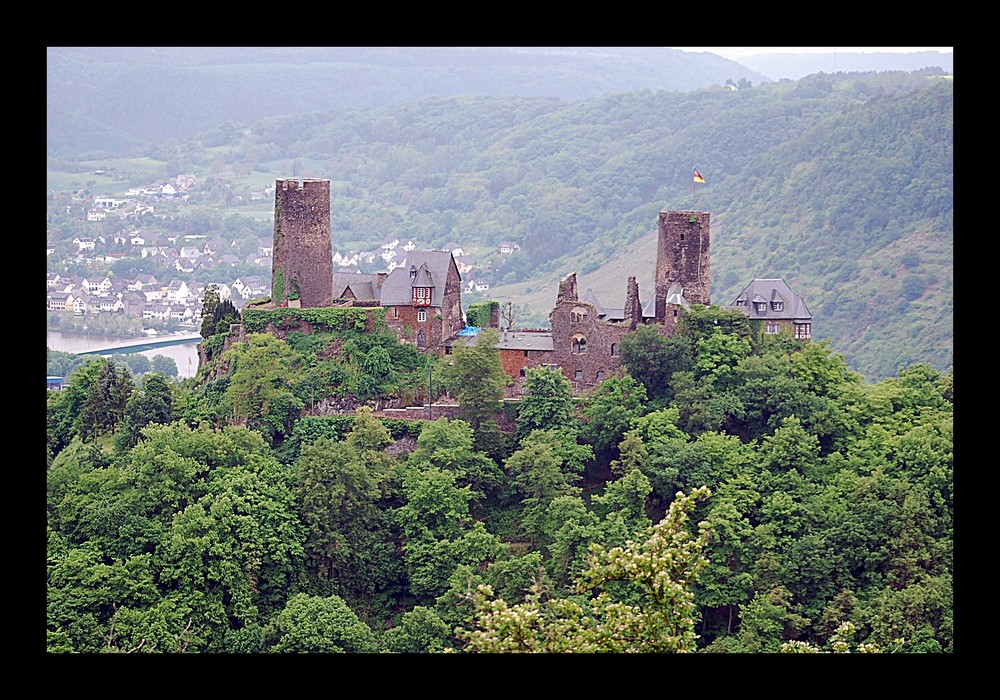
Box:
[379, 250, 457, 307]
[333, 272, 381, 301]
[728, 279, 812, 321]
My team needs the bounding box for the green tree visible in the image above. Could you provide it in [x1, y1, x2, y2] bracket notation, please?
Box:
[200, 284, 221, 339]
[406, 418, 504, 509]
[620, 324, 693, 405]
[441, 328, 508, 457]
[579, 374, 648, 465]
[516, 366, 576, 438]
[79, 357, 134, 441]
[459, 486, 713, 652]
[263, 593, 378, 653]
[297, 432, 391, 609]
[114, 372, 175, 453]
[381, 606, 453, 653]
[223, 333, 304, 442]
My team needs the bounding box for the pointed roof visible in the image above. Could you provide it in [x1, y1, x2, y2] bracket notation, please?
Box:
[379, 250, 457, 307]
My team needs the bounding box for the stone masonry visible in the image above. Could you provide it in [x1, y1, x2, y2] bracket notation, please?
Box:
[654, 210, 710, 321]
[271, 178, 333, 308]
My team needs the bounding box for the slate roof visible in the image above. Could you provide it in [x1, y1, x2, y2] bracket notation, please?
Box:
[379, 251, 457, 307]
[332, 272, 381, 301]
[727, 279, 812, 321]
[454, 330, 554, 352]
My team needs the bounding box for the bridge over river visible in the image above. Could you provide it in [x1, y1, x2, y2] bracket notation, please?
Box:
[73, 332, 203, 356]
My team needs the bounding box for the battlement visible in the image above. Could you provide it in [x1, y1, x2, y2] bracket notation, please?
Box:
[277, 177, 329, 191]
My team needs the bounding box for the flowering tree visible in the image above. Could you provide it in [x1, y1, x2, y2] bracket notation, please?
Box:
[458, 486, 713, 652]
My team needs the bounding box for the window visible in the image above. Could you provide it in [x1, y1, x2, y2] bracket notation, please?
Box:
[680, 233, 685, 241]
[571, 306, 588, 323]
[392, 307, 398, 318]
[755, 302, 767, 313]
[520, 368, 526, 377]
[771, 301, 783, 311]
[795, 323, 812, 340]
[766, 323, 780, 335]
[575, 370, 583, 380]
[417, 330, 427, 349]
[524, 350, 529, 357]
[418, 309, 427, 323]
[610, 343, 618, 357]
[445, 346, 453, 355]
[572, 334, 587, 354]
[597, 371, 605, 380]
[412, 287, 431, 305]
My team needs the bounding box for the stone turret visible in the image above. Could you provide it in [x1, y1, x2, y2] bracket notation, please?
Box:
[624, 276, 642, 331]
[557, 273, 578, 304]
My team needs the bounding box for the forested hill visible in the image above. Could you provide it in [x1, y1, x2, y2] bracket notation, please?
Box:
[46, 46, 768, 157]
[242, 72, 954, 381]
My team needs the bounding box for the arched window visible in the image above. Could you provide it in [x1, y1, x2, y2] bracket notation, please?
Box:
[417, 330, 427, 349]
[571, 333, 587, 354]
[571, 306, 588, 323]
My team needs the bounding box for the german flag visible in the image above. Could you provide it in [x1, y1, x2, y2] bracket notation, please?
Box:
[693, 169, 706, 184]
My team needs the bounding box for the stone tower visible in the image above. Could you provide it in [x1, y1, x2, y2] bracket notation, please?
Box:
[271, 178, 333, 308]
[654, 210, 710, 323]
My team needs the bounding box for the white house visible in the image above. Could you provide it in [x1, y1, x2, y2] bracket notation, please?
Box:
[143, 303, 172, 321]
[165, 280, 191, 303]
[233, 276, 267, 300]
[74, 237, 96, 252]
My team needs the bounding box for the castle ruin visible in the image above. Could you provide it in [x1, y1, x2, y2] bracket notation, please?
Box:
[271, 178, 333, 308]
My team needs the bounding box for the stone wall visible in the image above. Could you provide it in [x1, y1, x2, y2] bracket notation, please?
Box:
[547, 273, 629, 393]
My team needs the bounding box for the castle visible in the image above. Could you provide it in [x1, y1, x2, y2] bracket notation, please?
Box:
[267, 178, 813, 395]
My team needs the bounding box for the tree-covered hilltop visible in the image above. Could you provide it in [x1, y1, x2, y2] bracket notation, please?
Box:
[46, 304, 953, 653]
[47, 69, 952, 382]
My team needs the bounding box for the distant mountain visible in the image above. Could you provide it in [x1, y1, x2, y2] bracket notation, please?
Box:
[46, 46, 769, 158]
[733, 51, 953, 82]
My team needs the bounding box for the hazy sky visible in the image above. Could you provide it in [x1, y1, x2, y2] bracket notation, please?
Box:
[672, 47, 953, 61]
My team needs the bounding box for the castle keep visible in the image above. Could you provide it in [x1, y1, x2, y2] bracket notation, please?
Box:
[654, 210, 710, 318]
[271, 178, 333, 308]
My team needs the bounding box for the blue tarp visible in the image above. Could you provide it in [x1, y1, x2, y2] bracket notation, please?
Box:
[456, 326, 479, 336]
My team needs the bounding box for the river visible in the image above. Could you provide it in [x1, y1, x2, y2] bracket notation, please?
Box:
[47, 329, 201, 379]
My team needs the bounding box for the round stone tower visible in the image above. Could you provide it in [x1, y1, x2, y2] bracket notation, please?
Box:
[271, 178, 333, 308]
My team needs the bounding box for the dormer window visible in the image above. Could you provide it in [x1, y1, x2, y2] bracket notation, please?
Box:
[771, 301, 783, 312]
[754, 302, 767, 313]
[412, 287, 431, 306]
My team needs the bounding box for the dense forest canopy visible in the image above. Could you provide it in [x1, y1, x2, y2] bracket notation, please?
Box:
[46, 298, 954, 653]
